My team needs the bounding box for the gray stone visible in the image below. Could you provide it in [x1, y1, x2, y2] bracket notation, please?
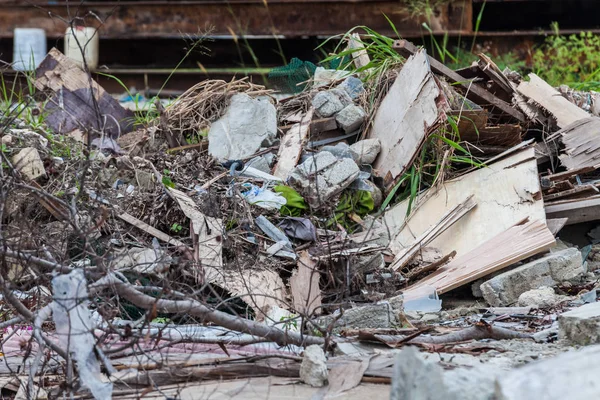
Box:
[1, 134, 12, 145]
[338, 76, 365, 99]
[421, 313, 441, 323]
[208, 94, 277, 161]
[300, 345, 328, 387]
[349, 138, 381, 165]
[517, 287, 567, 308]
[335, 104, 366, 133]
[559, 302, 600, 345]
[331, 88, 353, 107]
[391, 347, 505, 400]
[246, 155, 272, 174]
[320, 142, 353, 159]
[352, 252, 385, 274]
[316, 303, 397, 332]
[388, 293, 404, 311]
[480, 248, 585, 307]
[289, 151, 360, 208]
[312, 91, 344, 118]
[495, 344, 600, 400]
[112, 247, 171, 275]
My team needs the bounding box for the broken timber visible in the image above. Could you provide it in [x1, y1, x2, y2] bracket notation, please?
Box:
[517, 73, 590, 129]
[393, 40, 526, 123]
[273, 108, 314, 179]
[555, 117, 600, 170]
[369, 49, 443, 188]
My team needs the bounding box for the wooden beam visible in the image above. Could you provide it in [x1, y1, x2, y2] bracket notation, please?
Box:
[545, 196, 600, 225]
[393, 40, 526, 123]
[0, 1, 472, 39]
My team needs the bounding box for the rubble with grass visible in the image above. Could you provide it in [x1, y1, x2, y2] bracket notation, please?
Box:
[4, 26, 600, 399]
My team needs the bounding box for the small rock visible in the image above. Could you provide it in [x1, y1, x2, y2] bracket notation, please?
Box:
[335, 104, 366, 133]
[559, 301, 600, 345]
[246, 155, 272, 174]
[320, 142, 353, 159]
[331, 88, 353, 107]
[405, 311, 422, 320]
[312, 91, 345, 117]
[517, 287, 566, 308]
[421, 313, 440, 323]
[300, 345, 328, 387]
[349, 138, 381, 165]
[361, 179, 383, 208]
[315, 303, 397, 332]
[338, 76, 365, 99]
[1, 134, 12, 145]
[208, 93, 277, 161]
[12, 147, 45, 180]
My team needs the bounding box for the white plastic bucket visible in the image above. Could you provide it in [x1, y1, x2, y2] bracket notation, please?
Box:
[65, 26, 99, 71]
[13, 28, 47, 71]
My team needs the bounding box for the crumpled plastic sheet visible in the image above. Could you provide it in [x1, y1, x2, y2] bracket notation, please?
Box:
[241, 183, 287, 210]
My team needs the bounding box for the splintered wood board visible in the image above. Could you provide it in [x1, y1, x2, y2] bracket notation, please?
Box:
[168, 188, 223, 268]
[290, 251, 322, 315]
[517, 73, 589, 129]
[403, 219, 555, 298]
[545, 195, 600, 225]
[384, 147, 546, 261]
[369, 49, 442, 188]
[557, 117, 600, 170]
[273, 108, 314, 180]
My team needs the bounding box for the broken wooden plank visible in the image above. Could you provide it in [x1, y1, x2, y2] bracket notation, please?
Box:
[389, 196, 476, 271]
[546, 218, 568, 236]
[478, 53, 514, 95]
[545, 195, 600, 225]
[403, 218, 556, 297]
[545, 166, 596, 182]
[369, 49, 443, 188]
[167, 188, 223, 268]
[517, 73, 589, 129]
[393, 40, 526, 122]
[289, 251, 322, 316]
[35, 48, 134, 137]
[347, 33, 371, 73]
[543, 184, 599, 201]
[118, 212, 188, 249]
[273, 108, 314, 180]
[385, 147, 546, 262]
[555, 117, 600, 170]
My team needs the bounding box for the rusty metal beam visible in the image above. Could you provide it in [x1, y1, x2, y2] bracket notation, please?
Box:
[0, 1, 472, 39]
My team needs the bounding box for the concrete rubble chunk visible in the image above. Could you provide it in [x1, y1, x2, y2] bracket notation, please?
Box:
[350, 138, 381, 165]
[331, 88, 353, 107]
[12, 147, 45, 180]
[558, 301, 600, 345]
[336, 104, 366, 133]
[316, 303, 397, 332]
[495, 344, 600, 400]
[289, 151, 360, 208]
[320, 142, 353, 159]
[517, 286, 567, 308]
[390, 347, 505, 400]
[312, 91, 344, 117]
[338, 76, 365, 99]
[480, 248, 585, 306]
[300, 345, 328, 387]
[208, 93, 277, 161]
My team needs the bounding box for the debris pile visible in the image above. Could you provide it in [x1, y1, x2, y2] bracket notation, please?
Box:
[3, 37, 600, 398]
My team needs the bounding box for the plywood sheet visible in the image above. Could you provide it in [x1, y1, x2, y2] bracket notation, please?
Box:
[384, 147, 546, 260]
[369, 49, 442, 188]
[517, 73, 589, 129]
[289, 251, 322, 316]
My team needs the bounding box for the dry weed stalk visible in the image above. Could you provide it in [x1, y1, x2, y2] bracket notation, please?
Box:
[166, 78, 273, 137]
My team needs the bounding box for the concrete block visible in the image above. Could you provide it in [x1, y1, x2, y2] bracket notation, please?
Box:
[289, 151, 360, 208]
[300, 345, 328, 387]
[349, 138, 381, 165]
[335, 104, 366, 133]
[312, 91, 344, 117]
[480, 248, 585, 306]
[315, 303, 397, 332]
[517, 287, 568, 308]
[559, 302, 600, 345]
[208, 93, 277, 161]
[338, 76, 365, 99]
